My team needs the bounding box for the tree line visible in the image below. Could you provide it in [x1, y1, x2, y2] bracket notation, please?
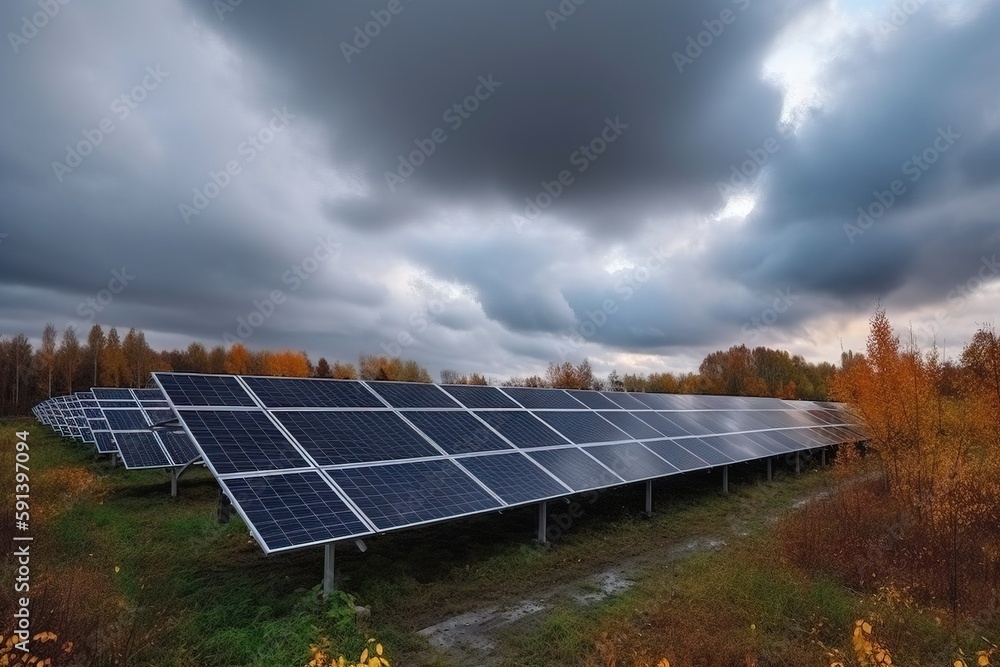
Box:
[0, 322, 838, 416]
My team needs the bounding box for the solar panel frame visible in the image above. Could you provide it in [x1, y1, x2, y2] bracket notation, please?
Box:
[364, 381, 461, 409]
[243, 375, 386, 409]
[439, 384, 520, 409]
[582, 442, 678, 482]
[500, 387, 587, 410]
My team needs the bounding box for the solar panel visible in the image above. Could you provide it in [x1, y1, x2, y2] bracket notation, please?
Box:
[625, 392, 673, 410]
[599, 391, 649, 410]
[583, 442, 677, 481]
[473, 411, 570, 448]
[155, 373, 256, 407]
[565, 390, 621, 409]
[179, 410, 309, 474]
[104, 409, 149, 431]
[274, 411, 439, 466]
[403, 411, 513, 455]
[93, 431, 119, 454]
[115, 432, 172, 469]
[145, 409, 176, 425]
[365, 382, 459, 408]
[632, 411, 691, 437]
[500, 387, 585, 409]
[97, 400, 138, 409]
[92, 388, 134, 400]
[158, 431, 200, 464]
[641, 439, 712, 471]
[329, 460, 501, 530]
[458, 452, 571, 504]
[526, 448, 623, 491]
[132, 388, 165, 401]
[596, 411, 665, 439]
[222, 471, 371, 552]
[439, 384, 520, 409]
[243, 376, 384, 408]
[534, 411, 631, 444]
[674, 437, 734, 466]
[701, 434, 768, 463]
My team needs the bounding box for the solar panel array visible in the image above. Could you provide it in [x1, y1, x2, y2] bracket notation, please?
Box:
[33, 388, 199, 470]
[151, 373, 867, 555]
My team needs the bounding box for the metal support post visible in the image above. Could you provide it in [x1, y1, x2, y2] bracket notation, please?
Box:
[767, 458, 773, 482]
[537, 501, 547, 543]
[722, 465, 729, 494]
[323, 543, 335, 597]
[644, 480, 653, 515]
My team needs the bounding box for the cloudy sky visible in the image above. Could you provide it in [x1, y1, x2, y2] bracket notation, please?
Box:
[2, 0, 998, 380]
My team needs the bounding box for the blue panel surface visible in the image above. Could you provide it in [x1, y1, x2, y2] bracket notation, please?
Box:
[329, 460, 501, 530]
[526, 448, 622, 491]
[584, 442, 678, 481]
[596, 411, 665, 440]
[474, 411, 570, 448]
[458, 453, 570, 505]
[243, 376, 384, 408]
[104, 409, 149, 430]
[115, 432, 171, 468]
[641, 439, 712, 471]
[440, 384, 520, 409]
[404, 411, 513, 455]
[275, 411, 439, 466]
[366, 382, 460, 408]
[158, 431, 200, 464]
[534, 411, 630, 444]
[223, 471, 370, 551]
[179, 410, 309, 474]
[500, 387, 584, 410]
[156, 374, 256, 407]
[599, 392, 649, 410]
[565, 390, 621, 409]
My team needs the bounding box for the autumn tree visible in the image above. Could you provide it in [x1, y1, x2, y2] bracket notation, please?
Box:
[225, 343, 252, 375]
[83, 324, 105, 387]
[358, 355, 431, 382]
[122, 328, 151, 387]
[36, 324, 57, 397]
[100, 327, 128, 387]
[57, 326, 82, 393]
[208, 345, 227, 374]
[315, 357, 332, 378]
[185, 342, 210, 373]
[330, 361, 358, 380]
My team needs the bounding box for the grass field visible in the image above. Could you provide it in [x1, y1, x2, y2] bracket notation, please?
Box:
[1, 421, 996, 666]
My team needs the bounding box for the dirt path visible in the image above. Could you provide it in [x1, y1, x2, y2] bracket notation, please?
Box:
[415, 483, 835, 666]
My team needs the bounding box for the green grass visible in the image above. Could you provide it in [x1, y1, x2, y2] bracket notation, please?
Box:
[2, 421, 996, 666]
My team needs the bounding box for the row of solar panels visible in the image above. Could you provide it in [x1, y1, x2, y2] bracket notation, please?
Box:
[142, 373, 868, 555]
[31, 388, 199, 469]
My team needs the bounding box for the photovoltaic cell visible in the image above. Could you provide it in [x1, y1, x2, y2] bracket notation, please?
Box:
[155, 373, 256, 407]
[329, 460, 501, 530]
[243, 376, 384, 409]
[403, 411, 513, 455]
[565, 390, 621, 409]
[674, 438, 734, 466]
[596, 411, 665, 440]
[104, 409, 149, 431]
[500, 387, 584, 410]
[700, 434, 766, 463]
[474, 411, 569, 448]
[458, 452, 570, 504]
[144, 409, 176, 425]
[92, 388, 134, 400]
[583, 442, 677, 481]
[366, 382, 459, 408]
[222, 472, 370, 552]
[534, 411, 630, 444]
[440, 384, 520, 409]
[641, 439, 712, 471]
[179, 410, 309, 474]
[88, 419, 109, 432]
[275, 411, 439, 466]
[526, 448, 622, 491]
[131, 388, 165, 401]
[599, 392, 649, 410]
[632, 412, 692, 437]
[158, 431, 200, 464]
[626, 392, 673, 409]
[115, 432, 171, 468]
[93, 432, 118, 454]
[98, 400, 138, 409]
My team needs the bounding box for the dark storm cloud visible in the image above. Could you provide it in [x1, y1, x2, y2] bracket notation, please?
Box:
[185, 0, 817, 232]
[2, 0, 999, 378]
